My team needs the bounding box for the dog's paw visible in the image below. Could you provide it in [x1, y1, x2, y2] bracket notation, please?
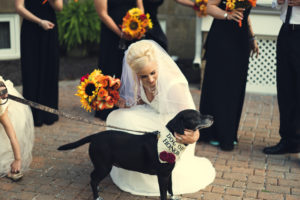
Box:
[169, 196, 181, 200]
[95, 196, 104, 200]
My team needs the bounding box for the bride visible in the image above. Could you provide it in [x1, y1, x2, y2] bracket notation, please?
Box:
[106, 40, 216, 196]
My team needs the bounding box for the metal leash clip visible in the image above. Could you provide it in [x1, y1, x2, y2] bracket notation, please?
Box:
[0, 81, 8, 105]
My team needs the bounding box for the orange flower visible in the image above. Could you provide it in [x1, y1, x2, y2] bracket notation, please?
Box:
[109, 90, 120, 103]
[98, 88, 108, 98]
[98, 76, 109, 88]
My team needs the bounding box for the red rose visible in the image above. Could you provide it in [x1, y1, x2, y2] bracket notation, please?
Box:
[140, 14, 146, 21]
[159, 151, 176, 164]
[167, 153, 176, 164]
[159, 151, 169, 162]
[80, 73, 89, 83]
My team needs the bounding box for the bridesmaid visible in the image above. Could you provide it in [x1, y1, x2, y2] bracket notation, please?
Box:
[198, 0, 259, 151]
[15, 0, 63, 126]
[0, 77, 34, 181]
[94, 0, 143, 121]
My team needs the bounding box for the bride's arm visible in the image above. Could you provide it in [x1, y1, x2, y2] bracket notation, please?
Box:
[0, 108, 22, 173]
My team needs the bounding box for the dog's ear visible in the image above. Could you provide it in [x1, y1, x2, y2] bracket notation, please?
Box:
[166, 112, 185, 135]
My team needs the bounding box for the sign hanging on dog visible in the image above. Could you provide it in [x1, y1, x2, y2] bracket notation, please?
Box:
[157, 128, 186, 164]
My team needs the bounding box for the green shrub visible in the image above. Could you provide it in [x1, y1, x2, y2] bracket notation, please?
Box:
[57, 0, 101, 55]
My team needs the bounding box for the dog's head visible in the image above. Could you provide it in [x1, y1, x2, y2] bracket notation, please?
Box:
[166, 109, 213, 135]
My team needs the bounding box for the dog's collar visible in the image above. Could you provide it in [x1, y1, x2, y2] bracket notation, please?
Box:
[157, 128, 186, 164]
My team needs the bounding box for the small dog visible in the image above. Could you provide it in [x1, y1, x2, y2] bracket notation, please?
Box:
[58, 109, 213, 200]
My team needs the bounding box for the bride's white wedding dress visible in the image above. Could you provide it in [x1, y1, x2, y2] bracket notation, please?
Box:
[107, 82, 216, 196]
[0, 76, 34, 176]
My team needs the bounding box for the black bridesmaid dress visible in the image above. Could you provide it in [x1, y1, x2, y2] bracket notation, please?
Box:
[21, 0, 59, 126]
[143, 0, 168, 51]
[199, 3, 252, 150]
[95, 0, 137, 120]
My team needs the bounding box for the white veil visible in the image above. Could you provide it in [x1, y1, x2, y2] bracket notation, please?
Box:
[120, 40, 195, 123]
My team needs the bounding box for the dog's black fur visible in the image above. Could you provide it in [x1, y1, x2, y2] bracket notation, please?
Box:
[58, 109, 213, 200]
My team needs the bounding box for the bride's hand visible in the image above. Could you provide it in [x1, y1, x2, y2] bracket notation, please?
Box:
[175, 129, 200, 144]
[115, 98, 127, 108]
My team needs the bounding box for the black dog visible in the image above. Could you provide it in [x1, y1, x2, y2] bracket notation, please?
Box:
[58, 109, 213, 200]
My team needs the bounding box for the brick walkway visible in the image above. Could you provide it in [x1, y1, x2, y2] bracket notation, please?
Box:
[0, 80, 299, 200]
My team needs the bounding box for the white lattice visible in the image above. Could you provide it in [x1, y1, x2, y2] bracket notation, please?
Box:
[246, 36, 277, 94]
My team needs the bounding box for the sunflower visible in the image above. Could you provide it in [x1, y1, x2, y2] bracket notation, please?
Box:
[76, 79, 98, 104]
[80, 98, 92, 112]
[128, 8, 143, 17]
[226, 0, 236, 10]
[122, 16, 144, 38]
[89, 69, 102, 79]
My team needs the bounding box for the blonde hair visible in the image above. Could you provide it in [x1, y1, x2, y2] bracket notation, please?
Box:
[126, 40, 157, 73]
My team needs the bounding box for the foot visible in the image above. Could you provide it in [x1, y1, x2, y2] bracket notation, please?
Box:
[209, 140, 237, 147]
[209, 140, 220, 146]
[220, 143, 234, 151]
[6, 172, 23, 182]
[263, 140, 300, 154]
[170, 196, 181, 200]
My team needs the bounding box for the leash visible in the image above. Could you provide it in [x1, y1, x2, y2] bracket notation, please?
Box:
[0, 82, 159, 135]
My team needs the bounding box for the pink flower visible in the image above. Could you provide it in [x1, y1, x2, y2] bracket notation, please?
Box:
[80, 73, 89, 83]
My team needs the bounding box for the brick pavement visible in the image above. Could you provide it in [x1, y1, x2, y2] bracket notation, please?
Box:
[0, 80, 299, 200]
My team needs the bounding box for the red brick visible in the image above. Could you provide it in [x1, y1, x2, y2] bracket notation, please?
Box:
[244, 190, 258, 198]
[265, 185, 291, 194]
[258, 191, 284, 200]
[225, 188, 244, 197]
[286, 194, 300, 200]
[211, 186, 225, 194]
[223, 172, 247, 181]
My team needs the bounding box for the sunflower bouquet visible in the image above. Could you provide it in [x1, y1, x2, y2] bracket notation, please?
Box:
[194, 0, 208, 17]
[76, 69, 121, 112]
[118, 8, 153, 49]
[121, 8, 153, 39]
[225, 0, 256, 27]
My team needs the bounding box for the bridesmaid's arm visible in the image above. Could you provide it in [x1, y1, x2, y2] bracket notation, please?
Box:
[248, 17, 259, 58]
[0, 108, 22, 173]
[94, 0, 123, 38]
[137, 0, 144, 13]
[207, 0, 244, 23]
[15, 0, 55, 30]
[174, 0, 195, 7]
[48, 0, 63, 12]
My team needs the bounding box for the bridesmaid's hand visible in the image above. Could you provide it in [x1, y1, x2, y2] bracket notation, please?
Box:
[175, 129, 200, 144]
[227, 8, 244, 23]
[0, 82, 8, 99]
[288, 0, 300, 6]
[250, 38, 259, 58]
[10, 159, 21, 173]
[39, 19, 55, 30]
[121, 32, 133, 41]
